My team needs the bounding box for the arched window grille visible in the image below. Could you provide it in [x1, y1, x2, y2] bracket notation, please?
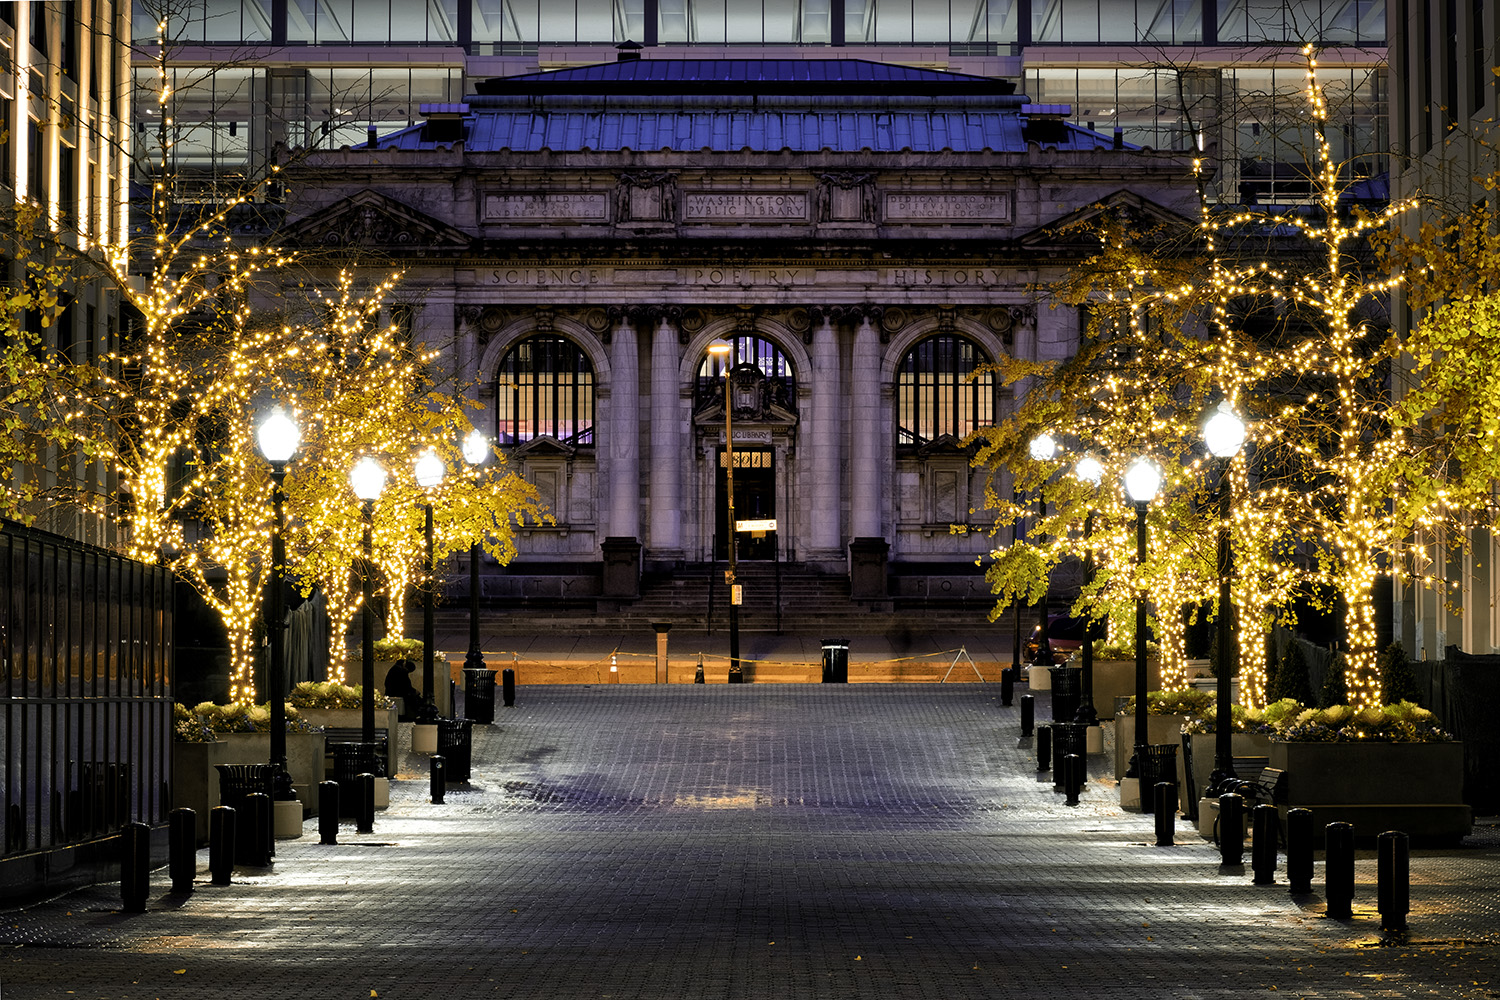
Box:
[694, 334, 797, 412]
[897, 335, 994, 445]
[495, 335, 595, 446]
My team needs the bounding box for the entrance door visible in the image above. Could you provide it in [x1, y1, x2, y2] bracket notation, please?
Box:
[716, 448, 776, 560]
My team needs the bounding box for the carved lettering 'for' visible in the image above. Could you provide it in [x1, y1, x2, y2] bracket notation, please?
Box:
[484, 193, 610, 222]
[683, 193, 807, 220]
[884, 193, 1011, 223]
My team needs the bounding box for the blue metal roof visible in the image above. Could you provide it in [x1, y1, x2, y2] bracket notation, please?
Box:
[375, 59, 1127, 154]
[381, 112, 1119, 153]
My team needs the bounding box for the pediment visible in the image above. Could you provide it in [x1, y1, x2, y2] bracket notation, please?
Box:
[1017, 190, 1196, 249]
[283, 189, 474, 249]
[512, 435, 577, 459]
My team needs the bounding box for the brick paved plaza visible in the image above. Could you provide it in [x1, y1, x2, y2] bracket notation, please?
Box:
[2, 685, 1496, 999]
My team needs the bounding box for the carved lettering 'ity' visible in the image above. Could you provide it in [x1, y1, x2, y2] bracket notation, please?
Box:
[483, 193, 610, 222]
[884, 193, 1011, 223]
[683, 193, 808, 220]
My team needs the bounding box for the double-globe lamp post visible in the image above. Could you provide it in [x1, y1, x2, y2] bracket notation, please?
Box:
[1027, 432, 1059, 666]
[462, 430, 489, 679]
[1122, 457, 1162, 782]
[1202, 401, 1247, 794]
[349, 456, 388, 746]
[414, 449, 444, 718]
[1072, 454, 1106, 726]
[255, 407, 300, 795]
[707, 340, 742, 682]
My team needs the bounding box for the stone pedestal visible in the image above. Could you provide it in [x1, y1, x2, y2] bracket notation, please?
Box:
[601, 536, 642, 599]
[848, 537, 888, 599]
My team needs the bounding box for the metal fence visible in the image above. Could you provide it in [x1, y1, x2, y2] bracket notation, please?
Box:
[1, 520, 173, 858]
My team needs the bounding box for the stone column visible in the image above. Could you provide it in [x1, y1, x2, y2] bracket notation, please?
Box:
[808, 311, 842, 559]
[609, 315, 641, 541]
[849, 312, 882, 540]
[649, 314, 682, 557]
[454, 305, 482, 405]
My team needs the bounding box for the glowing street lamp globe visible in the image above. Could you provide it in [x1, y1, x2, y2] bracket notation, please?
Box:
[414, 449, 445, 489]
[1074, 455, 1104, 485]
[349, 456, 387, 501]
[1029, 432, 1058, 462]
[462, 429, 489, 467]
[1122, 458, 1162, 504]
[1203, 401, 1247, 459]
[256, 407, 300, 464]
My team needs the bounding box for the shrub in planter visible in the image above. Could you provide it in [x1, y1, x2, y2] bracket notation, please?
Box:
[1379, 642, 1421, 705]
[1318, 651, 1348, 708]
[1122, 688, 1213, 717]
[372, 636, 422, 661]
[288, 681, 394, 711]
[1180, 697, 1304, 735]
[1275, 701, 1452, 744]
[1267, 641, 1316, 706]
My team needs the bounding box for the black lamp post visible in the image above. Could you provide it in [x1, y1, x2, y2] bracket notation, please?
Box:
[1122, 458, 1161, 779]
[414, 449, 444, 718]
[1072, 454, 1105, 726]
[349, 456, 387, 745]
[1028, 432, 1059, 666]
[708, 340, 741, 683]
[256, 408, 299, 794]
[1202, 401, 1247, 794]
[461, 430, 489, 678]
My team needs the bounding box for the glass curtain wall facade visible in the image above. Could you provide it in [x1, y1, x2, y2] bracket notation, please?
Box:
[135, 0, 1387, 208]
[135, 0, 1384, 47]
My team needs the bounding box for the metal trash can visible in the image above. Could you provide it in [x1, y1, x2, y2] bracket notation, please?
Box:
[331, 742, 386, 817]
[1135, 743, 1179, 815]
[215, 764, 275, 862]
[821, 639, 850, 683]
[1051, 722, 1089, 773]
[437, 718, 473, 782]
[464, 668, 496, 724]
[1048, 665, 1082, 721]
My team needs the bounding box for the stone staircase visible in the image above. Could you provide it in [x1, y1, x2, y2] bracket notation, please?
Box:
[431, 561, 1002, 634]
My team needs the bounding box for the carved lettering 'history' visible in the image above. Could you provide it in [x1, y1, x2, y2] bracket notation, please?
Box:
[683, 193, 808, 220]
[483, 192, 610, 222]
[883, 192, 1012, 223]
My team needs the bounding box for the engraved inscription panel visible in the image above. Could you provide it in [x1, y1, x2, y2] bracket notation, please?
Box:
[884, 192, 1012, 224]
[483, 193, 610, 222]
[682, 192, 808, 221]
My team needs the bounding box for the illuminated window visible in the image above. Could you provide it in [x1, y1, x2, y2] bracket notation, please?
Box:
[897, 335, 993, 446]
[694, 334, 797, 413]
[496, 335, 594, 446]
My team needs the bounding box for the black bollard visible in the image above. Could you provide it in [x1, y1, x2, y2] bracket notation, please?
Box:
[357, 773, 375, 834]
[1377, 830, 1410, 932]
[1153, 783, 1176, 846]
[1020, 695, 1035, 737]
[1063, 753, 1082, 806]
[1251, 804, 1279, 884]
[318, 781, 339, 845]
[431, 755, 446, 804]
[121, 821, 151, 912]
[1036, 725, 1052, 772]
[502, 668, 516, 707]
[243, 793, 272, 867]
[1285, 808, 1314, 894]
[1000, 667, 1015, 706]
[209, 806, 235, 886]
[169, 808, 196, 894]
[1325, 821, 1355, 919]
[1218, 793, 1245, 866]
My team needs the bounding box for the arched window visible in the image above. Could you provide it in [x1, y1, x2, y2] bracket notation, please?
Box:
[897, 335, 994, 445]
[496, 335, 595, 446]
[694, 334, 797, 413]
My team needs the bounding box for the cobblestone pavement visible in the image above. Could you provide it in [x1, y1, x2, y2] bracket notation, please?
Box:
[2, 686, 1497, 1000]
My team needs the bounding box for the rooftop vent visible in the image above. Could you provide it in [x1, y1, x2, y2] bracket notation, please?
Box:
[617, 40, 643, 62]
[1020, 103, 1071, 145]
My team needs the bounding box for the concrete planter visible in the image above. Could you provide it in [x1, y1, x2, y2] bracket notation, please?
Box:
[1269, 740, 1471, 842]
[1112, 713, 1189, 780]
[171, 732, 324, 844]
[1090, 658, 1163, 718]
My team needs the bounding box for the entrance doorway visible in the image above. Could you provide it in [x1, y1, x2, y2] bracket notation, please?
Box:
[716, 447, 776, 560]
